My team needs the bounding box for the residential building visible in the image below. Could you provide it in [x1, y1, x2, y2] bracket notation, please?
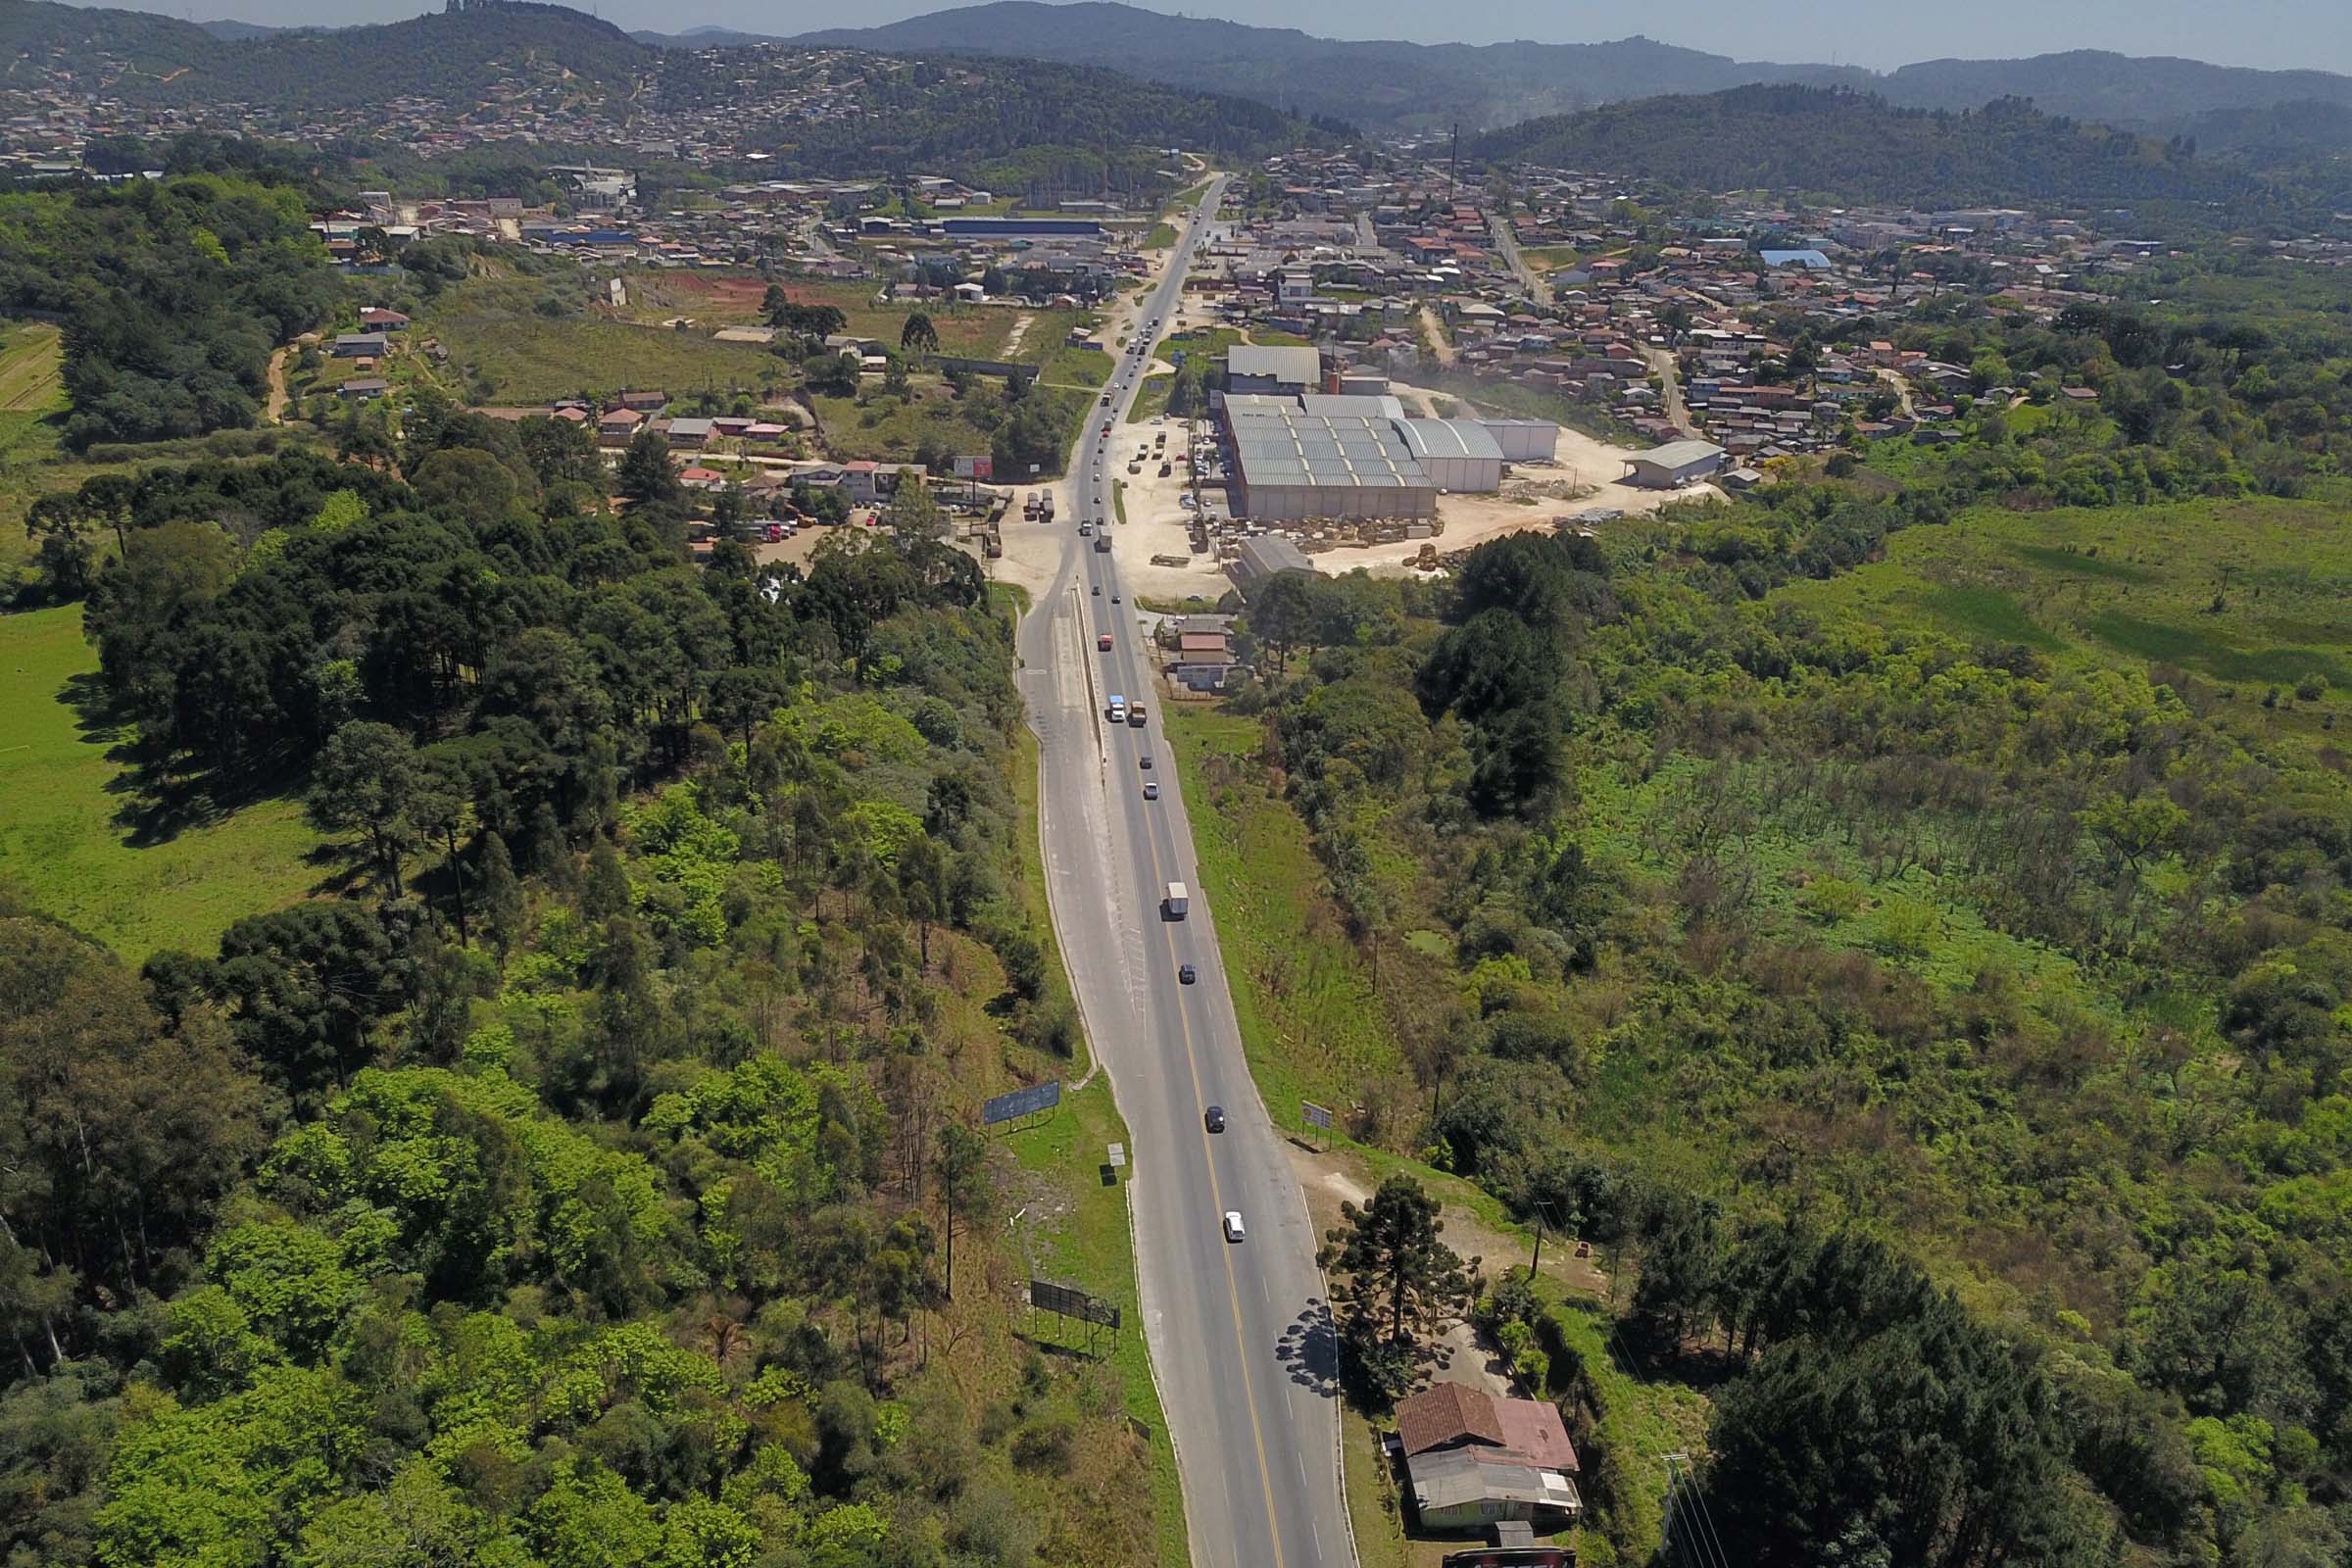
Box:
[1621, 438, 1727, 488]
[1223, 344, 1322, 398]
[1396, 1384, 1582, 1536]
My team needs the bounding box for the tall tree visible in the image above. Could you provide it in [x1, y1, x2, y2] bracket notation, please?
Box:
[932, 1124, 991, 1301]
[615, 429, 683, 513]
[477, 831, 524, 960]
[1318, 1175, 1480, 1404]
[307, 721, 423, 898]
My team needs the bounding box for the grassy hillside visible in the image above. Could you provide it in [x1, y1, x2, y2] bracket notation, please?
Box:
[1778, 492, 2352, 736]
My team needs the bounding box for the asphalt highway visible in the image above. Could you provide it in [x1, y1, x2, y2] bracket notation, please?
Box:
[1012, 174, 1352, 1568]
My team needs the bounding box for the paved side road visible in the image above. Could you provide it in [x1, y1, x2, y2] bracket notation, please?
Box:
[1014, 174, 1352, 1568]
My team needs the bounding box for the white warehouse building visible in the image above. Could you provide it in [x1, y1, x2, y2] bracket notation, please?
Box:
[1395, 417, 1506, 492]
[1222, 395, 1547, 521]
[1478, 417, 1561, 463]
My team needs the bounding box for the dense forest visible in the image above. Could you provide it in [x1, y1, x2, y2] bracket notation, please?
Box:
[1740, 289, 2352, 514]
[1196, 324, 2352, 1559]
[0, 172, 337, 449]
[0, 411, 1151, 1565]
[1475, 85, 2267, 209]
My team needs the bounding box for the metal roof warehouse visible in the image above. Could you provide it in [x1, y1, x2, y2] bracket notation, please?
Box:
[1225, 397, 1439, 521]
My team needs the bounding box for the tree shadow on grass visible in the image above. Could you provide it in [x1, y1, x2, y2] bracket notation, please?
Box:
[57, 669, 307, 850]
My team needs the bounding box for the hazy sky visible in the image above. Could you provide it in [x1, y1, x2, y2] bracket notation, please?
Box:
[67, 0, 2352, 74]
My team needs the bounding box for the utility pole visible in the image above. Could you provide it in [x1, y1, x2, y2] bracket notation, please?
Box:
[1446, 122, 1460, 199]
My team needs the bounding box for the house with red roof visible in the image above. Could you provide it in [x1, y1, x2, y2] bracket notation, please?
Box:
[1395, 1383, 1581, 1536]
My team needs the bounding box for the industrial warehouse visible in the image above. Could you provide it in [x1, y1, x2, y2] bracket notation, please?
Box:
[1218, 393, 1557, 522]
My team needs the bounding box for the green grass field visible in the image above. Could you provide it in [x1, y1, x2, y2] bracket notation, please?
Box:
[0, 606, 321, 957]
[1024, 331, 1114, 393]
[740, 277, 1019, 361]
[808, 382, 998, 464]
[1777, 493, 2352, 723]
[427, 279, 784, 403]
[0, 321, 70, 581]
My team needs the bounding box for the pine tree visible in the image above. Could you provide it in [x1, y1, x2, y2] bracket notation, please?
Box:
[479, 831, 524, 960]
[583, 840, 633, 921]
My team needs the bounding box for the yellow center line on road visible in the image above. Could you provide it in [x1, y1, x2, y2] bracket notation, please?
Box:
[1101, 602, 1287, 1568]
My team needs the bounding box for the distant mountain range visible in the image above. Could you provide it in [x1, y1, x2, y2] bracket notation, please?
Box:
[743, 2, 2352, 142]
[4, 0, 1320, 183]
[1472, 85, 2263, 210]
[18, 0, 2352, 172]
[758, 5, 1869, 131]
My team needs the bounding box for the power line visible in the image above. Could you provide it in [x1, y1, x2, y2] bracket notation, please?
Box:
[1600, 1313, 1733, 1568]
[1512, 1192, 1732, 1568]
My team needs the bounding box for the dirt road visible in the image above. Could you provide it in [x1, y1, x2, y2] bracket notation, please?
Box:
[264, 346, 291, 424]
[1419, 306, 1458, 367]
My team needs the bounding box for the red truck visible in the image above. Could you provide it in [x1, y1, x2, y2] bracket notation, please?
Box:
[1097, 632, 1113, 652]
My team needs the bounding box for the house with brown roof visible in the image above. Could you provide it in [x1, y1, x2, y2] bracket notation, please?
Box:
[1396, 1384, 1581, 1536]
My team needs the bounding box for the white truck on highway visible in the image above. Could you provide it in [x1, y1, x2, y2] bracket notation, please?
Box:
[1162, 881, 1189, 919]
[1106, 694, 1127, 724]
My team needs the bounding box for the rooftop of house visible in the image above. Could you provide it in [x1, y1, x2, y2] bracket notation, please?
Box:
[1396, 1383, 1581, 1476]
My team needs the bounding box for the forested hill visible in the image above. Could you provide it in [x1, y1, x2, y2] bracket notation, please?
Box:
[6, 1, 1318, 174]
[779, 5, 1861, 132]
[1473, 85, 2262, 208]
[654, 50, 1320, 183]
[4, 0, 651, 113]
[0, 0, 222, 75]
[1882, 49, 2352, 128]
[1, 426, 1170, 1564]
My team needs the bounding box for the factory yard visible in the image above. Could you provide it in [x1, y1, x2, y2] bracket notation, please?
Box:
[998, 409, 1721, 604]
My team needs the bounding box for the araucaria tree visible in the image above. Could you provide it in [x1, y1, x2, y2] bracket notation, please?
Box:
[1319, 1174, 1480, 1405]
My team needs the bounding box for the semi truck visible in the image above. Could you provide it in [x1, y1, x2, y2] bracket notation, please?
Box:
[1106, 694, 1127, 723]
[1162, 881, 1189, 919]
[1127, 703, 1148, 726]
